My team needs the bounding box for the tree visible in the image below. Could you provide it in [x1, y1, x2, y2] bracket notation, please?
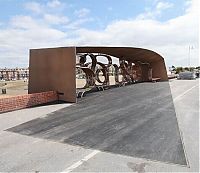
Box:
[175, 67, 183, 74]
[195, 66, 200, 70]
[184, 67, 189, 71]
[189, 67, 195, 71]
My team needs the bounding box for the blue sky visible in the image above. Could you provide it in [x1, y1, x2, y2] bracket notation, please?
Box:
[0, 0, 187, 29]
[0, 0, 198, 67]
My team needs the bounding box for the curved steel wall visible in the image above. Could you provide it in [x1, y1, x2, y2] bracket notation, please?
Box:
[29, 46, 168, 102]
[76, 47, 168, 81]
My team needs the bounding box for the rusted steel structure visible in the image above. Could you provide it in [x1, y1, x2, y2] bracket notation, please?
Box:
[28, 47, 168, 102]
[76, 53, 153, 88]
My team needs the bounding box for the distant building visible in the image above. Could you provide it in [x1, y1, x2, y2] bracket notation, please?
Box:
[0, 68, 29, 81]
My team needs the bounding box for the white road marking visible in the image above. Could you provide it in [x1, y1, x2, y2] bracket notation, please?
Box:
[173, 85, 198, 102]
[61, 150, 100, 173]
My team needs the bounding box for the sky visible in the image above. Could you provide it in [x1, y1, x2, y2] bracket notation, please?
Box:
[0, 0, 199, 68]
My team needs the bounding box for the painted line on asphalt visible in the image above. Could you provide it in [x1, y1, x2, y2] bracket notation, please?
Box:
[61, 150, 100, 173]
[173, 85, 198, 102]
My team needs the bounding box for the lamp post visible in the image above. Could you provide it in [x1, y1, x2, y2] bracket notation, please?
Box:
[188, 45, 194, 70]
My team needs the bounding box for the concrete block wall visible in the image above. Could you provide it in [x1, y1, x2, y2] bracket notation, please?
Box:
[0, 91, 58, 114]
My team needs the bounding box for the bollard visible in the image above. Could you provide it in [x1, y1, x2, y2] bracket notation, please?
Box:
[2, 88, 6, 94]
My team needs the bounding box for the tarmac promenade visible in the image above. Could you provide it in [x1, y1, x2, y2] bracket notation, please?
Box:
[0, 79, 199, 172]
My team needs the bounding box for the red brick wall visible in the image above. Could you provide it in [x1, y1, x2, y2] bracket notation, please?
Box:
[0, 91, 58, 114]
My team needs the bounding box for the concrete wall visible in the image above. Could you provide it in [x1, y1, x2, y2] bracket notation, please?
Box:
[28, 47, 76, 102]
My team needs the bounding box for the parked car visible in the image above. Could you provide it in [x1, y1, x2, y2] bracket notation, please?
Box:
[178, 71, 196, 80]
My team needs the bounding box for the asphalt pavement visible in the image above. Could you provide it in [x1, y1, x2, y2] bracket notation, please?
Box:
[0, 79, 199, 172]
[7, 81, 186, 165]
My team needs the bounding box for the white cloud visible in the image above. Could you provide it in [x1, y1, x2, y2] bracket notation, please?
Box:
[138, 1, 174, 19]
[156, 1, 174, 11]
[24, 1, 43, 14]
[74, 8, 90, 18]
[72, 0, 199, 67]
[25, 0, 64, 15]
[0, 15, 67, 67]
[10, 15, 39, 29]
[44, 14, 69, 25]
[47, 0, 61, 8]
[65, 18, 94, 29]
[0, 0, 198, 68]
[24, 1, 69, 26]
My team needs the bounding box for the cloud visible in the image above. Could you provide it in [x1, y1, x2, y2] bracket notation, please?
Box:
[47, 0, 61, 8]
[25, 0, 64, 15]
[74, 8, 90, 18]
[24, 1, 69, 26]
[0, 15, 67, 67]
[156, 1, 173, 11]
[138, 0, 174, 19]
[0, 0, 198, 68]
[72, 0, 198, 67]
[10, 15, 39, 29]
[43, 14, 69, 25]
[65, 17, 94, 29]
[24, 1, 43, 14]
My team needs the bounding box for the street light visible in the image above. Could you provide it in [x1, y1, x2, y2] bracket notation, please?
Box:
[188, 45, 194, 69]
